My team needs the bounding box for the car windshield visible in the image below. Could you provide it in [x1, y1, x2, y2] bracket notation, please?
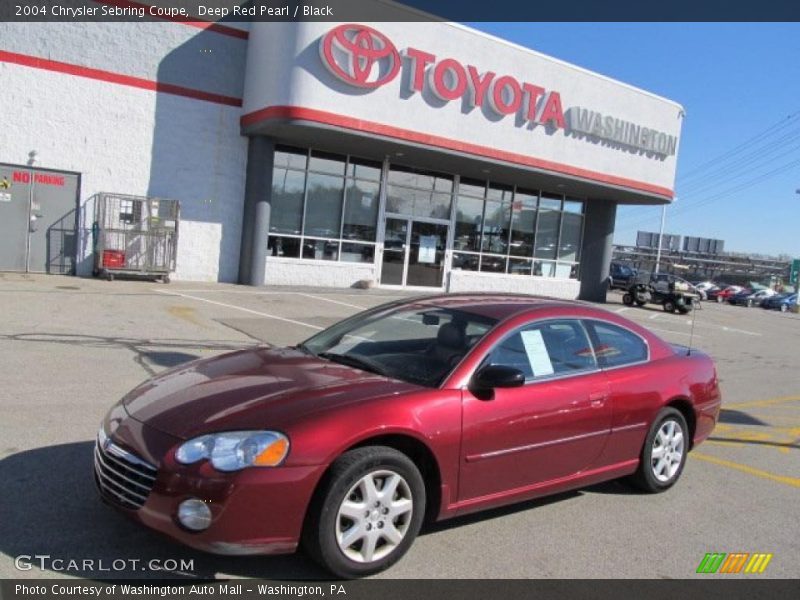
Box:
[300, 304, 498, 387]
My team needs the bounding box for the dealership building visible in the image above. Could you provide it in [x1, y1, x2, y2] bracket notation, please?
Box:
[0, 11, 683, 300]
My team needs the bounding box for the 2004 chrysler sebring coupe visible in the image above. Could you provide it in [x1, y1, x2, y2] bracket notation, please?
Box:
[95, 294, 721, 578]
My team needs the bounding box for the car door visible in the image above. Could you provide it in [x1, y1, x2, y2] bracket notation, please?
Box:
[459, 319, 612, 502]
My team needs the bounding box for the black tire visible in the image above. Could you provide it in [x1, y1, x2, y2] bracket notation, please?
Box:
[677, 306, 690, 314]
[622, 293, 634, 306]
[92, 268, 100, 278]
[303, 446, 425, 579]
[663, 300, 676, 313]
[628, 408, 689, 493]
[635, 300, 647, 307]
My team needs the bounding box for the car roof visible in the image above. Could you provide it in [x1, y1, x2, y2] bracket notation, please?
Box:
[404, 293, 589, 321]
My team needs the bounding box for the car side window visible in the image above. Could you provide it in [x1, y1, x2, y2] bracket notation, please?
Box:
[486, 319, 597, 381]
[584, 320, 648, 368]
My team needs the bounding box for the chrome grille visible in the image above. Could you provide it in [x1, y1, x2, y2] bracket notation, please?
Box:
[94, 434, 157, 510]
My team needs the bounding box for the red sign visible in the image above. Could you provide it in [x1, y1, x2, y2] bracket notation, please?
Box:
[12, 171, 65, 186]
[319, 24, 565, 129]
[320, 24, 401, 89]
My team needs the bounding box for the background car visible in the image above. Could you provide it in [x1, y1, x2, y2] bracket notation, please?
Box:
[780, 293, 799, 312]
[762, 293, 798, 312]
[690, 280, 716, 300]
[712, 285, 743, 303]
[95, 295, 721, 578]
[729, 288, 776, 307]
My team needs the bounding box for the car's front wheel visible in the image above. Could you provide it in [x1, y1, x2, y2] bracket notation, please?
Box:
[629, 408, 688, 493]
[303, 446, 425, 578]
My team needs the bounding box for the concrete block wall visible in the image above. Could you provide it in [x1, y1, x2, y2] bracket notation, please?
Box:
[0, 22, 249, 282]
[264, 258, 376, 288]
[447, 270, 581, 299]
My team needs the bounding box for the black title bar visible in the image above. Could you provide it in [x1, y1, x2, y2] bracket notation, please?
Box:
[1, 0, 799, 22]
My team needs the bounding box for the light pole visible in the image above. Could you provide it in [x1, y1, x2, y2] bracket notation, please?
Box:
[793, 190, 800, 307]
[654, 203, 667, 273]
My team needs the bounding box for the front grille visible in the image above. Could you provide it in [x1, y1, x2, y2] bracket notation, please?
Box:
[94, 436, 157, 510]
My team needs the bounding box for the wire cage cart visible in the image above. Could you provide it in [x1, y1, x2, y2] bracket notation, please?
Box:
[92, 193, 180, 282]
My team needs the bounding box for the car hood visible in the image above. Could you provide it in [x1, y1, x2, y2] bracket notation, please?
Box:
[121, 347, 419, 439]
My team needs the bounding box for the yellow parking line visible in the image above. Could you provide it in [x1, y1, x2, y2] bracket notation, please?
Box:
[725, 395, 800, 410]
[691, 452, 800, 488]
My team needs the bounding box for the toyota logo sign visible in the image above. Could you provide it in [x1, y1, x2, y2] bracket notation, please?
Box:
[320, 24, 400, 89]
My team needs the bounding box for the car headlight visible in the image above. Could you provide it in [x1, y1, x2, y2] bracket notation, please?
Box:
[175, 431, 289, 471]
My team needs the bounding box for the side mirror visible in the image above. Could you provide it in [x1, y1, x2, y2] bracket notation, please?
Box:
[472, 365, 525, 390]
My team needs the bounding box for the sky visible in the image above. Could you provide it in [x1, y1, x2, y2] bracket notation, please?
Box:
[467, 22, 800, 258]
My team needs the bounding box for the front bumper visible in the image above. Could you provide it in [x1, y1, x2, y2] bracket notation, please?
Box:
[95, 406, 326, 555]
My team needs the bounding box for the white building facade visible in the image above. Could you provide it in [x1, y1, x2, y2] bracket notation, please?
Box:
[0, 15, 683, 300]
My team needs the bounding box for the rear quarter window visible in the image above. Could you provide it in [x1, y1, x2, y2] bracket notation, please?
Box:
[585, 320, 648, 368]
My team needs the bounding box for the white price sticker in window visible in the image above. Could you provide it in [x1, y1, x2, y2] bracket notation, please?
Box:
[520, 329, 554, 377]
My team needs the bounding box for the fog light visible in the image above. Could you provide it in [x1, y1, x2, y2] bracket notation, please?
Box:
[177, 499, 212, 531]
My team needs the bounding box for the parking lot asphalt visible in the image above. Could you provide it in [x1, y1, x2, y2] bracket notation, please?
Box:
[0, 273, 798, 580]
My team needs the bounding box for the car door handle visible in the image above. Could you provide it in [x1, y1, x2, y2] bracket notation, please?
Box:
[588, 391, 608, 407]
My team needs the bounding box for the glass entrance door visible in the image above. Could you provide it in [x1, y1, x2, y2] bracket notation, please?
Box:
[379, 217, 448, 287]
[380, 217, 408, 286]
[407, 221, 447, 287]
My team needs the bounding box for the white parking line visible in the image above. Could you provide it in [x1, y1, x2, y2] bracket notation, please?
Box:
[647, 327, 703, 338]
[165, 289, 289, 294]
[648, 313, 660, 320]
[614, 307, 630, 313]
[721, 326, 762, 337]
[154, 289, 323, 330]
[162, 288, 369, 310]
[296, 293, 367, 310]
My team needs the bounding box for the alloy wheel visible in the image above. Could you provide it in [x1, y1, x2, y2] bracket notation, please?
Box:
[335, 470, 413, 563]
[651, 420, 685, 483]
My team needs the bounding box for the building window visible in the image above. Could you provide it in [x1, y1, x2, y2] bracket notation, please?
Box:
[450, 182, 584, 280]
[268, 146, 382, 264]
[385, 165, 453, 220]
[267, 146, 585, 279]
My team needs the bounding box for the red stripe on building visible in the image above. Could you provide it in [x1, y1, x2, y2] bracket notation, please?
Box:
[0, 50, 243, 107]
[241, 105, 675, 199]
[93, 0, 249, 40]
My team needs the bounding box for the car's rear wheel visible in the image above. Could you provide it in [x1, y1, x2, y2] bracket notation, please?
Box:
[303, 446, 425, 578]
[622, 293, 634, 306]
[628, 408, 688, 493]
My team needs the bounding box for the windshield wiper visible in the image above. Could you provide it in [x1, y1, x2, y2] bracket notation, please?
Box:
[317, 352, 386, 376]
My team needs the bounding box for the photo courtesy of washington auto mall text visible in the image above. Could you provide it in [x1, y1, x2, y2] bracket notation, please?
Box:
[9, 583, 347, 598]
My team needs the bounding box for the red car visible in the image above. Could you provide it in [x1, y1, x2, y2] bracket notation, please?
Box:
[95, 294, 721, 577]
[712, 285, 743, 303]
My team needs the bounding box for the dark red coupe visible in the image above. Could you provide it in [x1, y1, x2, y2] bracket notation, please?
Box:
[95, 294, 721, 578]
